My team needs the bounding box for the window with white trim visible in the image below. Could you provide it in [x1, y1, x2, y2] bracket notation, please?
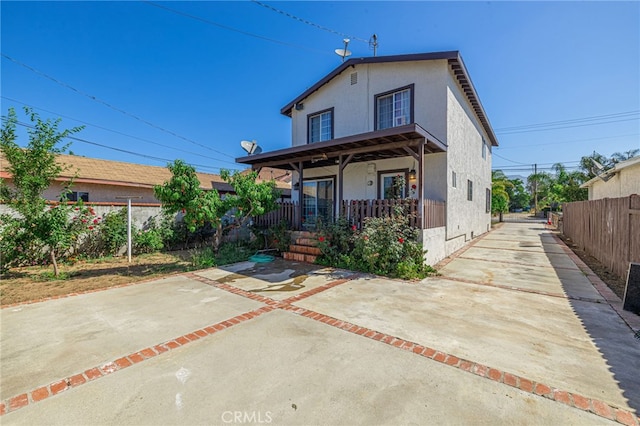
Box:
[308, 109, 333, 144]
[375, 85, 413, 130]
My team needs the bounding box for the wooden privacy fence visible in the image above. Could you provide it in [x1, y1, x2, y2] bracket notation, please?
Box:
[253, 199, 446, 230]
[562, 194, 640, 280]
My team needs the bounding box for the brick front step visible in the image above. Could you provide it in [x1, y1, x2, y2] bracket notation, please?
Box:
[283, 252, 317, 263]
[288, 245, 322, 256]
[295, 238, 318, 247]
[290, 231, 317, 240]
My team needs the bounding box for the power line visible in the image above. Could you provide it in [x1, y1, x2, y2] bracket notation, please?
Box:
[497, 133, 639, 150]
[250, 0, 369, 43]
[2, 96, 241, 167]
[495, 110, 639, 132]
[141, 1, 331, 55]
[1, 53, 236, 159]
[493, 152, 530, 165]
[495, 111, 639, 135]
[6, 119, 242, 173]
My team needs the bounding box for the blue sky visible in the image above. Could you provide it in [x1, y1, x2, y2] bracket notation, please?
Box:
[2, 1, 639, 176]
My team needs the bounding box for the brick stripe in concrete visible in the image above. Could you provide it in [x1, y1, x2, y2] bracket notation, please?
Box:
[459, 254, 580, 271]
[286, 307, 640, 426]
[438, 274, 605, 304]
[0, 305, 275, 417]
[2, 261, 637, 425]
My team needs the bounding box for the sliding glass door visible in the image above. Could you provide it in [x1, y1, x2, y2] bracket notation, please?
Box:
[302, 178, 334, 229]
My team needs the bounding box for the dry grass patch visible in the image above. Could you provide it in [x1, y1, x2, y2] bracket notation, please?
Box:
[1, 251, 192, 306]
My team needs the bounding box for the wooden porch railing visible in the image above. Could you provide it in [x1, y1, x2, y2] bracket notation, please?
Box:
[254, 199, 446, 231]
[252, 201, 300, 229]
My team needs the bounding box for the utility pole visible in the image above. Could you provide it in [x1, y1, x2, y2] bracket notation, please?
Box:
[533, 163, 538, 216]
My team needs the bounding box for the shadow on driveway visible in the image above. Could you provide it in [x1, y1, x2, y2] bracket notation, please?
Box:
[541, 228, 640, 414]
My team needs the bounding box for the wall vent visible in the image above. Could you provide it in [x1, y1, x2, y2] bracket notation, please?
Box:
[350, 72, 358, 85]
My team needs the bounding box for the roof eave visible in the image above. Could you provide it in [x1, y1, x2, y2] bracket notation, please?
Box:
[280, 51, 461, 117]
[280, 50, 499, 147]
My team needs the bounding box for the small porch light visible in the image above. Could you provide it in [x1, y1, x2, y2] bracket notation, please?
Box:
[409, 168, 417, 180]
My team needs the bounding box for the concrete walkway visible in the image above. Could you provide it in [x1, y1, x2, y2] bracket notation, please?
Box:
[1, 223, 639, 425]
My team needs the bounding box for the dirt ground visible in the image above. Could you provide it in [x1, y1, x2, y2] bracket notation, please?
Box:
[2, 233, 628, 307]
[557, 233, 627, 300]
[0, 251, 192, 306]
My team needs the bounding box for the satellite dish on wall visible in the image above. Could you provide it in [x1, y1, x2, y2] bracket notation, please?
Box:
[334, 38, 352, 62]
[240, 140, 262, 155]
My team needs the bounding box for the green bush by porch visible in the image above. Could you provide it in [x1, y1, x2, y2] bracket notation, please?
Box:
[315, 215, 436, 280]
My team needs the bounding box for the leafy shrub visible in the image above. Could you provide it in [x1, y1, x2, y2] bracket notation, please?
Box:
[97, 208, 128, 256]
[0, 202, 99, 273]
[190, 247, 217, 269]
[0, 214, 47, 272]
[216, 242, 254, 265]
[251, 219, 291, 254]
[316, 213, 435, 280]
[133, 228, 164, 254]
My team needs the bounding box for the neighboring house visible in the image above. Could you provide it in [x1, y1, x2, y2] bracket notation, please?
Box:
[237, 51, 498, 264]
[580, 156, 640, 200]
[0, 153, 291, 205]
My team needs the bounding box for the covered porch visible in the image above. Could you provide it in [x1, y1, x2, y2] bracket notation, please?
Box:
[236, 123, 447, 230]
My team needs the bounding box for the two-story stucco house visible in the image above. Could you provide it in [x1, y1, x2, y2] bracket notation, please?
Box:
[237, 51, 499, 264]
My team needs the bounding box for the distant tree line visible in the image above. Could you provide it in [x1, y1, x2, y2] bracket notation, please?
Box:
[492, 149, 639, 215]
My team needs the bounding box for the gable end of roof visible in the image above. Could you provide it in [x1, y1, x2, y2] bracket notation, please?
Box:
[280, 51, 498, 147]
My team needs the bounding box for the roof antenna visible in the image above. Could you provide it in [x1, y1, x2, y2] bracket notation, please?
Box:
[334, 38, 352, 62]
[369, 34, 378, 56]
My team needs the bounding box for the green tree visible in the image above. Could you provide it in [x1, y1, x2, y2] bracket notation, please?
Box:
[491, 170, 511, 219]
[611, 149, 639, 163]
[221, 169, 280, 230]
[579, 151, 612, 180]
[506, 177, 530, 211]
[1, 107, 87, 276]
[154, 160, 280, 251]
[551, 163, 587, 203]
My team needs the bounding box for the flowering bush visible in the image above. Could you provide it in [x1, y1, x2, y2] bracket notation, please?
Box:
[0, 201, 99, 274]
[316, 214, 435, 279]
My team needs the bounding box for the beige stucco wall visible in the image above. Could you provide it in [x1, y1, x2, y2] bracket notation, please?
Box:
[444, 81, 492, 245]
[290, 60, 449, 145]
[588, 162, 640, 200]
[288, 58, 493, 264]
[42, 182, 159, 204]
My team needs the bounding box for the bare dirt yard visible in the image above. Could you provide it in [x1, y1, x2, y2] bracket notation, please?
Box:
[1, 251, 192, 306]
[1, 233, 627, 308]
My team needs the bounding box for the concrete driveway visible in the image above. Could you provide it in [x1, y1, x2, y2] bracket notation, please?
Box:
[1, 223, 639, 425]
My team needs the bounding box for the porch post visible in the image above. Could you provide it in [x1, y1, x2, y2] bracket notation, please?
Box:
[338, 154, 354, 220]
[297, 161, 304, 230]
[338, 154, 343, 219]
[418, 139, 425, 229]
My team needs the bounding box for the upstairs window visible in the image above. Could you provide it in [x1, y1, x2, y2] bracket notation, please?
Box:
[375, 84, 414, 130]
[482, 138, 487, 159]
[308, 108, 333, 143]
[467, 180, 473, 201]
